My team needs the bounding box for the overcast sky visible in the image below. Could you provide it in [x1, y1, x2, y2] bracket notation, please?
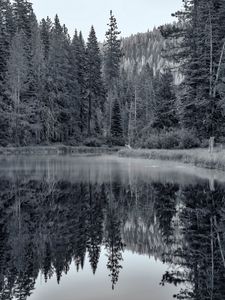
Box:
[32, 0, 182, 41]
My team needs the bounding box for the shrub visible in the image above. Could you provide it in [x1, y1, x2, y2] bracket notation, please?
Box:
[161, 131, 180, 149]
[140, 129, 200, 149]
[142, 134, 161, 149]
[178, 129, 200, 149]
[83, 137, 102, 147]
[107, 136, 125, 147]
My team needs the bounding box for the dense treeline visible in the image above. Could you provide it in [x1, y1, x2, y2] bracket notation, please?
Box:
[120, 0, 225, 148]
[0, 1, 121, 146]
[1, 0, 225, 148]
[159, 0, 225, 145]
[162, 182, 225, 300]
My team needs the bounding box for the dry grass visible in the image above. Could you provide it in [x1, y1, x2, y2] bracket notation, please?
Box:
[119, 148, 225, 171]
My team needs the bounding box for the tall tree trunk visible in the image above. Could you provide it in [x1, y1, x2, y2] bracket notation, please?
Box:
[134, 88, 137, 135]
[208, 6, 215, 147]
[213, 41, 225, 98]
[214, 216, 225, 269]
[210, 217, 214, 300]
[88, 93, 92, 136]
[208, 5, 213, 97]
[109, 89, 113, 138]
[128, 102, 133, 146]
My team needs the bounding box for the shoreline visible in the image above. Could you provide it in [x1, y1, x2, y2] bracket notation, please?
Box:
[118, 148, 225, 172]
[0, 145, 122, 155]
[1, 146, 225, 173]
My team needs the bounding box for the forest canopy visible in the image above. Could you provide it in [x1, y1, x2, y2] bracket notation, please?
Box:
[0, 0, 225, 148]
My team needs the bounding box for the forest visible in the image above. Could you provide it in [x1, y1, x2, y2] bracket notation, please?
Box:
[0, 0, 225, 148]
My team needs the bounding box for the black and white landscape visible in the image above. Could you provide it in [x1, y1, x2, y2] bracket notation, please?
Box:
[0, 0, 224, 148]
[0, 0, 225, 299]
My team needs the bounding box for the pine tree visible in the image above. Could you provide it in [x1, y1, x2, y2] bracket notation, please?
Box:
[40, 17, 52, 60]
[103, 10, 122, 87]
[0, 0, 14, 94]
[12, 0, 34, 59]
[103, 11, 122, 136]
[86, 26, 104, 136]
[0, 0, 14, 145]
[63, 25, 80, 142]
[110, 98, 124, 145]
[46, 15, 72, 142]
[71, 30, 87, 135]
[12, 0, 43, 145]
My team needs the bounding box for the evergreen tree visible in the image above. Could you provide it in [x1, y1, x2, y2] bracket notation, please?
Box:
[63, 24, 80, 142]
[46, 15, 73, 142]
[12, 0, 34, 59]
[110, 98, 124, 145]
[103, 10, 122, 136]
[0, 0, 14, 94]
[0, 0, 14, 145]
[71, 30, 87, 135]
[103, 10, 122, 87]
[40, 17, 52, 60]
[86, 26, 105, 136]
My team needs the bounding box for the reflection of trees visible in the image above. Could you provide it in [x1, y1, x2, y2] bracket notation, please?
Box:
[0, 174, 225, 299]
[153, 183, 179, 244]
[87, 183, 105, 274]
[161, 183, 225, 300]
[105, 183, 124, 290]
[105, 207, 124, 290]
[0, 178, 126, 298]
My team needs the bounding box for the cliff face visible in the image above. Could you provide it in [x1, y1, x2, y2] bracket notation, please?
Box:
[122, 28, 166, 75]
[121, 26, 182, 84]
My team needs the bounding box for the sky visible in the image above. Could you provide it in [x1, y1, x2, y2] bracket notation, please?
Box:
[32, 0, 183, 41]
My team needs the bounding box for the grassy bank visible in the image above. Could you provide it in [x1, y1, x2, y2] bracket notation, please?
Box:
[119, 148, 225, 171]
[2, 145, 225, 172]
[0, 145, 122, 155]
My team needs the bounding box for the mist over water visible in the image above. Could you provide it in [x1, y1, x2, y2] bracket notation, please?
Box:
[1, 155, 225, 300]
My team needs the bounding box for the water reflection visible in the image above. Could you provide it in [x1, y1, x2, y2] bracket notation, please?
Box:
[0, 156, 224, 299]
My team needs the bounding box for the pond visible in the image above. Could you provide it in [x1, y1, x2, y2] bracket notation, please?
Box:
[0, 155, 225, 300]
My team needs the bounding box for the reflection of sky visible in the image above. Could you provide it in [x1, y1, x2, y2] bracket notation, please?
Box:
[29, 249, 180, 300]
[32, 0, 182, 41]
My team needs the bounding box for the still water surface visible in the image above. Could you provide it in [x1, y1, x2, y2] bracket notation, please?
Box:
[0, 155, 225, 300]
